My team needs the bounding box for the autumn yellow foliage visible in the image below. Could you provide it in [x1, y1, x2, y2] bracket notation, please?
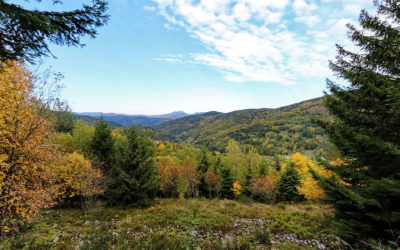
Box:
[57, 152, 104, 199]
[158, 156, 180, 197]
[0, 61, 63, 233]
[231, 180, 242, 195]
[286, 153, 334, 201]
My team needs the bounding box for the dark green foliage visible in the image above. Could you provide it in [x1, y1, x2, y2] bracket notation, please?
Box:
[314, 0, 400, 243]
[274, 155, 281, 172]
[0, 0, 108, 63]
[220, 166, 234, 199]
[243, 167, 253, 197]
[198, 147, 210, 197]
[135, 125, 177, 142]
[91, 118, 114, 168]
[277, 163, 303, 202]
[54, 111, 74, 134]
[106, 127, 159, 207]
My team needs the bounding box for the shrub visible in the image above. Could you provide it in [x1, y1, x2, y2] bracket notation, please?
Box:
[250, 176, 277, 204]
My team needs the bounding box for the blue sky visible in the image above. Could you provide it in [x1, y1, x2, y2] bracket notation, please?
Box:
[21, 0, 374, 115]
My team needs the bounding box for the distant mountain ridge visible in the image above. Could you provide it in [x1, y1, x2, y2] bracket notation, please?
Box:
[74, 111, 201, 127]
[72, 114, 123, 128]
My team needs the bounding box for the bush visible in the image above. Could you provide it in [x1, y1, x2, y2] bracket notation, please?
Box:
[254, 228, 271, 245]
[250, 176, 277, 204]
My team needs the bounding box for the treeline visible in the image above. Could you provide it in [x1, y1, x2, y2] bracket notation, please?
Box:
[53, 114, 330, 204]
[156, 140, 330, 203]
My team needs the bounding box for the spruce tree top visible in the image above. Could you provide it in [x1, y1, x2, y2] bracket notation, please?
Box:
[317, 0, 400, 181]
[0, 0, 108, 63]
[91, 118, 114, 166]
[314, 0, 400, 243]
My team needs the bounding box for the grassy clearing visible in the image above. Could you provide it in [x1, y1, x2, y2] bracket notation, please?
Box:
[0, 199, 342, 249]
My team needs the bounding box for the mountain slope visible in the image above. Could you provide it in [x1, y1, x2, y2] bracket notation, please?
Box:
[75, 111, 193, 127]
[72, 114, 123, 128]
[155, 97, 329, 155]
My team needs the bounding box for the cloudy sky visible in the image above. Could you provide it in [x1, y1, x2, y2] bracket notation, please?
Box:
[26, 0, 374, 115]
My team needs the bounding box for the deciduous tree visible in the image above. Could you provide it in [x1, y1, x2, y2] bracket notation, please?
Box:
[250, 176, 277, 204]
[0, 61, 63, 233]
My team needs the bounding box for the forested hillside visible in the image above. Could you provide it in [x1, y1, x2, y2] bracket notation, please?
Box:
[72, 114, 123, 128]
[156, 97, 329, 155]
[75, 111, 193, 127]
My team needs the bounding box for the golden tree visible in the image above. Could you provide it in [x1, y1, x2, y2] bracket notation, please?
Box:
[158, 155, 180, 197]
[287, 153, 333, 201]
[250, 176, 278, 204]
[204, 167, 221, 198]
[57, 152, 104, 213]
[0, 61, 63, 233]
[180, 158, 200, 198]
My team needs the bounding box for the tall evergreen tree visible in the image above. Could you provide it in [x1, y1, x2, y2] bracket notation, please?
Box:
[106, 127, 159, 207]
[277, 163, 302, 202]
[220, 166, 234, 199]
[91, 118, 114, 168]
[243, 167, 253, 197]
[198, 146, 210, 197]
[0, 0, 108, 63]
[314, 0, 400, 243]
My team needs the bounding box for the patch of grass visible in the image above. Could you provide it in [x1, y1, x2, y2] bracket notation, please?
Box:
[0, 199, 336, 249]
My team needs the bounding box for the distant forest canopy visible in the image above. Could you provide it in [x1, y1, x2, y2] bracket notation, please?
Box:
[76, 97, 329, 157]
[73, 111, 195, 127]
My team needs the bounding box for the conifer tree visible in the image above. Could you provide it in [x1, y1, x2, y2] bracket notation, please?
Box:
[314, 0, 400, 243]
[243, 167, 253, 197]
[277, 163, 302, 202]
[91, 118, 114, 169]
[220, 166, 234, 199]
[0, 0, 108, 63]
[198, 146, 210, 196]
[106, 127, 159, 207]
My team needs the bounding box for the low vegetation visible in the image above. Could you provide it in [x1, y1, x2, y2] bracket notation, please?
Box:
[0, 199, 341, 249]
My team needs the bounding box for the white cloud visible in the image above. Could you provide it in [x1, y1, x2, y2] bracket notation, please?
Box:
[143, 5, 156, 11]
[150, 0, 374, 84]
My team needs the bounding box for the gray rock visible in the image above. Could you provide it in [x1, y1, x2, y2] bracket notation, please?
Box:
[53, 236, 59, 243]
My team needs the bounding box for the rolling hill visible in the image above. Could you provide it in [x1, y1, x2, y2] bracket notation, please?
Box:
[72, 114, 123, 128]
[75, 111, 195, 127]
[155, 97, 330, 155]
